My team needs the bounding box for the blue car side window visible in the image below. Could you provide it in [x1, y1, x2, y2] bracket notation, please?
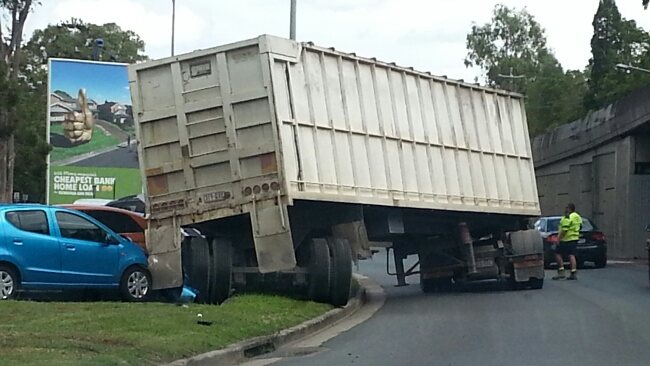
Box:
[5, 210, 50, 235]
[55, 212, 106, 243]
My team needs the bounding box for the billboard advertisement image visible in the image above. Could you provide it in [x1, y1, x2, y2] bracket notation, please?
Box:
[47, 59, 142, 204]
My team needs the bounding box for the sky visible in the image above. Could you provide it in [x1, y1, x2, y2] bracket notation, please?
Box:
[18, 0, 650, 83]
[50, 60, 130, 105]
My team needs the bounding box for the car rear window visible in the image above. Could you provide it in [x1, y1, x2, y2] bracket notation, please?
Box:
[5, 210, 50, 235]
[547, 217, 595, 232]
[81, 210, 144, 234]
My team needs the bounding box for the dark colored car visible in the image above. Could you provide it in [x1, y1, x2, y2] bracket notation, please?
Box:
[534, 216, 607, 268]
[107, 195, 145, 214]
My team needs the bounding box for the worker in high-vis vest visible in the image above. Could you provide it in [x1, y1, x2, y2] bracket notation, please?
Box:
[553, 203, 582, 280]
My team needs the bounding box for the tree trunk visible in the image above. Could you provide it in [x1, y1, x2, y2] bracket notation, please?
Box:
[0, 132, 15, 202]
[0, 0, 33, 203]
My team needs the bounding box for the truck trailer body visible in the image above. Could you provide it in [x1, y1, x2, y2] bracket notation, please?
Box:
[129, 35, 543, 305]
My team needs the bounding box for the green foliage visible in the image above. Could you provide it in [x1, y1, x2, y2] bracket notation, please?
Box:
[644, 0, 649, 9]
[24, 18, 147, 65]
[465, 4, 586, 136]
[12, 20, 148, 202]
[585, 0, 650, 110]
[13, 81, 51, 203]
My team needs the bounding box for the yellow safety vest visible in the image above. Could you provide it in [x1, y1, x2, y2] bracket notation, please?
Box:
[560, 212, 582, 242]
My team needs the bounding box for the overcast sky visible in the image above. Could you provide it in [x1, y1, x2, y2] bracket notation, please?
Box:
[20, 0, 650, 82]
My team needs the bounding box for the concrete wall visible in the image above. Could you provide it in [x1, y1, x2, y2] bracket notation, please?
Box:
[535, 135, 646, 258]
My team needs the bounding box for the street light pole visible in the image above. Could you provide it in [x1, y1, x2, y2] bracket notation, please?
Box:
[171, 0, 176, 56]
[497, 67, 526, 92]
[290, 0, 297, 40]
[616, 63, 650, 74]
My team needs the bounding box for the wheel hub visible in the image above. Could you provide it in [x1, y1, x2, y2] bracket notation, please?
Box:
[127, 271, 149, 299]
[1, 270, 14, 300]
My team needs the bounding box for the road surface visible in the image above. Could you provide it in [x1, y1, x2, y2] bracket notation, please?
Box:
[263, 255, 650, 366]
[74, 145, 139, 168]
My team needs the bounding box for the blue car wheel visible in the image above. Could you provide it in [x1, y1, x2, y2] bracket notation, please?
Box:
[0, 264, 19, 300]
[120, 266, 151, 302]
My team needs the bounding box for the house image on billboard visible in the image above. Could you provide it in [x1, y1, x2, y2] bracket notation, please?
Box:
[98, 101, 132, 124]
[50, 90, 98, 122]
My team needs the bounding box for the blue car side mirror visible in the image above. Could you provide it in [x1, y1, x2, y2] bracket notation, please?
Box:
[105, 233, 120, 245]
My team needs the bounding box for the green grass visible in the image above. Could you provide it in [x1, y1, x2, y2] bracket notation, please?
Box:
[50, 124, 120, 162]
[0, 295, 331, 366]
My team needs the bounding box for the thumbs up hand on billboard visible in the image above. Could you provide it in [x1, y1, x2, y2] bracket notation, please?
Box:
[63, 88, 95, 144]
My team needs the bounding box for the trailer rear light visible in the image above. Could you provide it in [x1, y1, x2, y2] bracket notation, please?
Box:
[262, 183, 270, 192]
[592, 232, 605, 241]
[271, 181, 280, 191]
[253, 185, 262, 194]
[548, 234, 559, 244]
[243, 187, 253, 196]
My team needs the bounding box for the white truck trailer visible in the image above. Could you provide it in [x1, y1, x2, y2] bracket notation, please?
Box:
[128, 35, 544, 305]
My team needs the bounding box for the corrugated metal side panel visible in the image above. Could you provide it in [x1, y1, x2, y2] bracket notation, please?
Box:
[272, 44, 539, 215]
[131, 40, 282, 221]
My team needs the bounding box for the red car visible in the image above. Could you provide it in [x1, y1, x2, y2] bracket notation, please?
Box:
[61, 205, 147, 252]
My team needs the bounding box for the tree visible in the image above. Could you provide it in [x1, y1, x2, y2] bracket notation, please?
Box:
[24, 18, 147, 65]
[13, 79, 49, 202]
[586, 0, 650, 110]
[644, 0, 648, 9]
[0, 0, 35, 202]
[465, 4, 586, 135]
[10, 20, 148, 202]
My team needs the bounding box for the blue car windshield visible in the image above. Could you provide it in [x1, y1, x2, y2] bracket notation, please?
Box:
[547, 217, 594, 232]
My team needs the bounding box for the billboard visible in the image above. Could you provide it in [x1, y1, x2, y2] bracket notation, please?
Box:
[47, 59, 142, 204]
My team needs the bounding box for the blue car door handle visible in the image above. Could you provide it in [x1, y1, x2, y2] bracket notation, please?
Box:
[12, 240, 23, 246]
[65, 244, 76, 251]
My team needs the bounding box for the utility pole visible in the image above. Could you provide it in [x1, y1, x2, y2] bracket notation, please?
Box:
[290, 0, 297, 40]
[497, 67, 526, 92]
[171, 0, 176, 56]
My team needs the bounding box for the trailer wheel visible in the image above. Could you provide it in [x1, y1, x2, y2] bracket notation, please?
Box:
[327, 238, 352, 307]
[183, 237, 211, 303]
[307, 238, 331, 303]
[208, 237, 233, 304]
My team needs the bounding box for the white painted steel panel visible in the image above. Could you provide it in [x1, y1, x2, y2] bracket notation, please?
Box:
[271, 38, 539, 216]
[131, 35, 540, 225]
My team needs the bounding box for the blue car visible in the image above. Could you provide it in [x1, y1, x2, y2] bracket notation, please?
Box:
[0, 204, 150, 301]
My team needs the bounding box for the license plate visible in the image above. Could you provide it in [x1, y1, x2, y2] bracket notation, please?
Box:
[578, 239, 586, 244]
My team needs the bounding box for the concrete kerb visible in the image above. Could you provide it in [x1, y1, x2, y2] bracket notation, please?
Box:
[165, 273, 372, 366]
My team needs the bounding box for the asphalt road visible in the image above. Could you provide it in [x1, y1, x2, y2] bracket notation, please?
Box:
[73, 145, 139, 168]
[272, 255, 650, 366]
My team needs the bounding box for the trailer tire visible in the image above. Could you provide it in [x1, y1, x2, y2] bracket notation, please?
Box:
[307, 238, 331, 303]
[183, 237, 211, 303]
[208, 237, 233, 304]
[327, 238, 352, 307]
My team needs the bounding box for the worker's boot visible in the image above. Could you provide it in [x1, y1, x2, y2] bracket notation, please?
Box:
[567, 271, 578, 281]
[552, 268, 566, 280]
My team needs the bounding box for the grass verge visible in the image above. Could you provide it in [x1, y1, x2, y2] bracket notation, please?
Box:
[50, 123, 120, 162]
[0, 295, 332, 366]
